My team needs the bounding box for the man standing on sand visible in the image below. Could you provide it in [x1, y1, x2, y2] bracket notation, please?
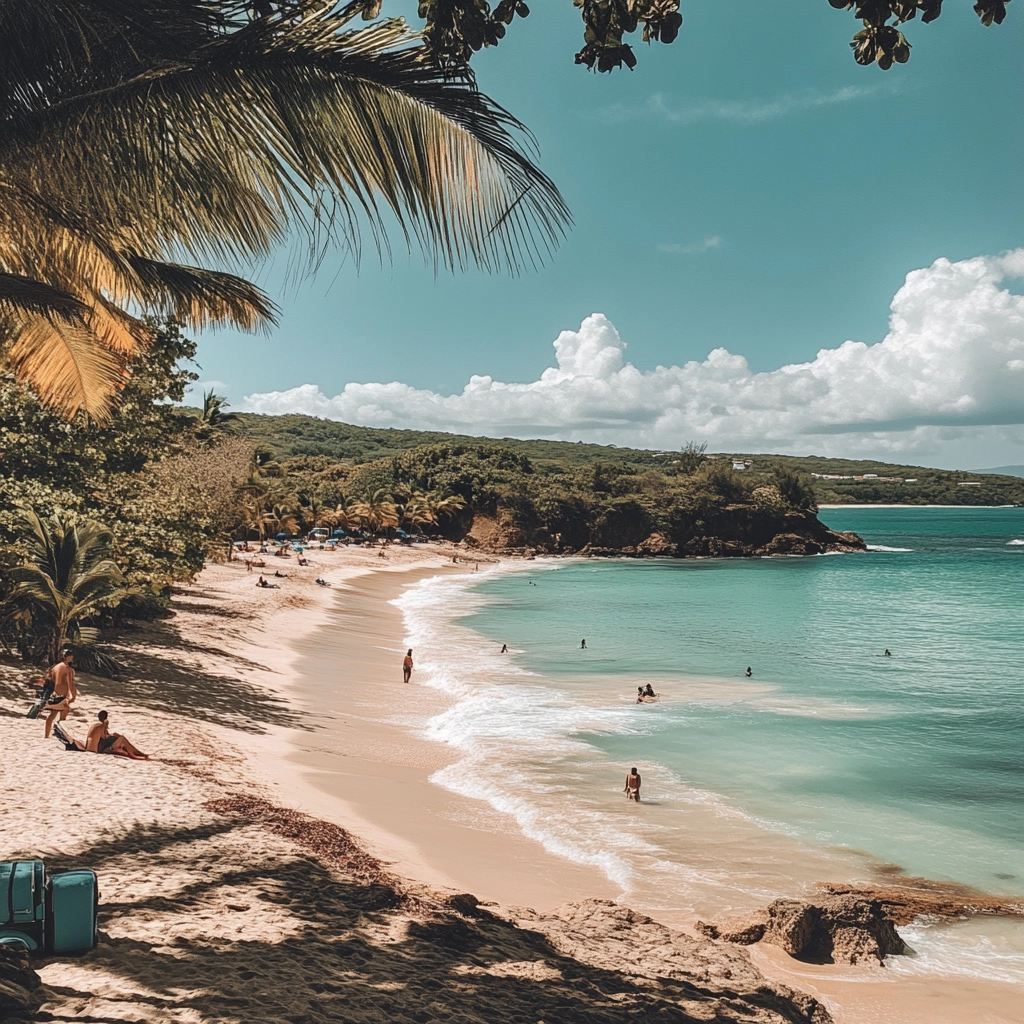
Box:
[403, 649, 414, 683]
[624, 767, 641, 801]
[43, 650, 77, 739]
[85, 710, 149, 760]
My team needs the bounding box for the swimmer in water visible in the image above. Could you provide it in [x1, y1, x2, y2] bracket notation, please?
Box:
[745, 666, 752, 678]
[624, 767, 641, 801]
[500, 643, 508, 653]
[884, 649, 892, 657]
[644, 684, 656, 698]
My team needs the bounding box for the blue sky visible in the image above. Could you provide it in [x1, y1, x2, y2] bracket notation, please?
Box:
[194, 2, 1024, 467]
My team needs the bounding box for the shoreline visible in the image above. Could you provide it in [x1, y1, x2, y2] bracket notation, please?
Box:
[249, 559, 621, 912]
[271, 557, 1024, 1023]
[3, 546, 1022, 1023]
[818, 503, 1020, 509]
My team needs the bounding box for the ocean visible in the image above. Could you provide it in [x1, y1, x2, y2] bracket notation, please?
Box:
[395, 506, 1024, 981]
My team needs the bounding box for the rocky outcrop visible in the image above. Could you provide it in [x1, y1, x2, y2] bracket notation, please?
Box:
[697, 894, 908, 966]
[511, 900, 833, 1023]
[816, 879, 1024, 925]
[697, 879, 1024, 967]
[0, 947, 42, 1017]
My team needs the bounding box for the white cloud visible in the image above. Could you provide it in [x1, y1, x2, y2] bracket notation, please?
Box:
[242, 250, 1024, 460]
[658, 236, 722, 255]
[604, 85, 884, 126]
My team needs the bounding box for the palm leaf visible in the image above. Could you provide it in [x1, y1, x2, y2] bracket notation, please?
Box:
[2, 314, 129, 420]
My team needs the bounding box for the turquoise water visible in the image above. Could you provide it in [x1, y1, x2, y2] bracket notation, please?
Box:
[418, 507, 1024, 897]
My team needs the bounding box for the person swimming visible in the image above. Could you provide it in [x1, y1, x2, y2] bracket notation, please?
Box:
[644, 684, 656, 698]
[884, 648, 892, 657]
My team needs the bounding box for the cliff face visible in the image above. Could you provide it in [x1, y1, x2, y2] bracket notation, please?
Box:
[465, 507, 866, 559]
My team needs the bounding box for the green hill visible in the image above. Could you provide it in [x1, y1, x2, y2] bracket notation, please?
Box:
[233, 413, 1024, 507]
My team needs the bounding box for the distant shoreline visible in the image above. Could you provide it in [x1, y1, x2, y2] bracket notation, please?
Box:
[818, 503, 1020, 509]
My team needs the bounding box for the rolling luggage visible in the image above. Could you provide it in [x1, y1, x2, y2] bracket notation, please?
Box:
[46, 870, 98, 954]
[0, 861, 46, 951]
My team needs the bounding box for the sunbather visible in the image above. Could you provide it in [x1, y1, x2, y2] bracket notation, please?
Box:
[85, 710, 149, 759]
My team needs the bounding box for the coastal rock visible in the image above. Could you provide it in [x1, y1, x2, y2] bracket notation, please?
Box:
[636, 531, 677, 556]
[696, 911, 768, 945]
[817, 879, 1024, 925]
[519, 900, 833, 1023]
[0, 947, 41, 1016]
[701, 896, 908, 966]
[757, 533, 825, 557]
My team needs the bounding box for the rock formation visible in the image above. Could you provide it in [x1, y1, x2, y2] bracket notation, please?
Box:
[696, 880, 1024, 967]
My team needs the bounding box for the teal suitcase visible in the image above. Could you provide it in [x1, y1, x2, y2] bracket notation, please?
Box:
[46, 870, 98, 954]
[0, 860, 46, 951]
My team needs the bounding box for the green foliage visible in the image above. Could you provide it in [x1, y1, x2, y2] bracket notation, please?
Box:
[772, 468, 818, 513]
[828, 0, 1012, 69]
[0, 320, 253, 659]
[5, 509, 126, 665]
[355, 0, 1013, 76]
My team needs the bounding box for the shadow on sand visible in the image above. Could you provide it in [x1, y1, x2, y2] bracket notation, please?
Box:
[27, 809, 825, 1024]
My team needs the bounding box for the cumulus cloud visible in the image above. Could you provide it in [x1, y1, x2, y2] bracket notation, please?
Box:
[604, 85, 883, 126]
[657, 236, 722, 255]
[242, 251, 1024, 458]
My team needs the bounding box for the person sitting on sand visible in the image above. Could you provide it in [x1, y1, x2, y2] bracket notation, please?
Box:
[624, 767, 641, 801]
[298, 556, 309, 566]
[85, 710, 149, 760]
[274, 570, 287, 578]
[43, 650, 77, 739]
[403, 649, 414, 683]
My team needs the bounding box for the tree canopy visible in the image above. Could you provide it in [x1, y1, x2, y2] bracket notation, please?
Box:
[390, 0, 1012, 74]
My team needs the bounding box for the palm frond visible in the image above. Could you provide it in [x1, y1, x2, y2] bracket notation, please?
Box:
[128, 257, 277, 330]
[2, 313, 129, 420]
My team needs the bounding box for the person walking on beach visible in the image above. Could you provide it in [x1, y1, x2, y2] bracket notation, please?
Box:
[624, 767, 641, 801]
[403, 649, 414, 683]
[43, 650, 77, 739]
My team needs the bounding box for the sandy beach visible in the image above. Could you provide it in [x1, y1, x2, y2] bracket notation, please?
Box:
[2, 544, 1022, 1024]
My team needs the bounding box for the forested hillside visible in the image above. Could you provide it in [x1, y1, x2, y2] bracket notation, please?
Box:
[234, 413, 1024, 507]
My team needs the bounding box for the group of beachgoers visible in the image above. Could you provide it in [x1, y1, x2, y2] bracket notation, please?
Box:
[33, 650, 149, 760]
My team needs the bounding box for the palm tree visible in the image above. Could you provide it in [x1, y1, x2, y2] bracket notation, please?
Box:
[350, 489, 399, 538]
[263, 503, 300, 539]
[7, 509, 126, 665]
[326, 497, 363, 535]
[426, 490, 467, 531]
[200, 390, 240, 429]
[0, 2, 568, 420]
[398, 491, 435, 534]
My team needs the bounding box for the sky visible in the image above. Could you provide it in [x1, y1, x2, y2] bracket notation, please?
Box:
[192, 1, 1024, 469]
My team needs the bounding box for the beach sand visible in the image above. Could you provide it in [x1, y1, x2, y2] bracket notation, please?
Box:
[2, 543, 1021, 1023]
